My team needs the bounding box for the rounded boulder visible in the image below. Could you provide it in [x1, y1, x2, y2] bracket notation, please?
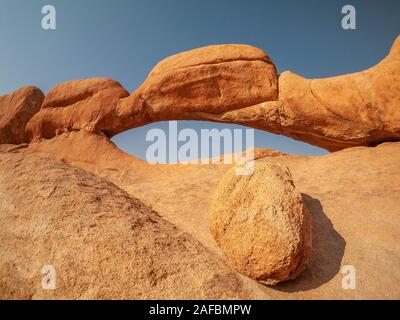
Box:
[209, 162, 312, 285]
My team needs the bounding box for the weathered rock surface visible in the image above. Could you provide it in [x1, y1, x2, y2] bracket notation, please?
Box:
[186, 36, 400, 151]
[123, 142, 400, 299]
[26, 44, 278, 138]
[209, 162, 312, 285]
[2, 131, 400, 299]
[25, 129, 146, 182]
[114, 44, 278, 135]
[0, 86, 44, 144]
[1, 35, 399, 300]
[0, 151, 259, 299]
[26, 78, 129, 140]
[25, 36, 400, 150]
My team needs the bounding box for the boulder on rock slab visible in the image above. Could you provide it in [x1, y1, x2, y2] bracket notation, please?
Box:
[209, 162, 312, 285]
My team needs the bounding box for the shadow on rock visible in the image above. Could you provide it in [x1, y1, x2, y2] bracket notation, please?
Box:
[273, 193, 346, 292]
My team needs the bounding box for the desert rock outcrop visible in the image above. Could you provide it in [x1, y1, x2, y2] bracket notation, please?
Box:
[27, 44, 279, 139]
[25, 37, 400, 151]
[0, 151, 257, 299]
[122, 142, 400, 299]
[0, 86, 44, 144]
[1, 35, 400, 300]
[26, 78, 129, 140]
[1, 131, 399, 299]
[178, 36, 400, 151]
[209, 162, 312, 285]
[114, 44, 278, 134]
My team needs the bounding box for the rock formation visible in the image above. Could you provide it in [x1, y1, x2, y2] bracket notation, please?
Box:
[234, 35, 400, 151]
[0, 35, 399, 299]
[25, 36, 400, 151]
[114, 44, 278, 134]
[2, 138, 398, 299]
[124, 142, 400, 299]
[209, 162, 312, 285]
[0, 86, 44, 144]
[26, 45, 278, 140]
[26, 78, 129, 140]
[0, 151, 258, 299]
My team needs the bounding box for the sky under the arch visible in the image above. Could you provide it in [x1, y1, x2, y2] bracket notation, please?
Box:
[1, 0, 399, 158]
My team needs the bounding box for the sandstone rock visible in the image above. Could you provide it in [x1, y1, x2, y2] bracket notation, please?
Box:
[26, 78, 129, 139]
[0, 86, 44, 144]
[0, 151, 255, 299]
[209, 162, 312, 285]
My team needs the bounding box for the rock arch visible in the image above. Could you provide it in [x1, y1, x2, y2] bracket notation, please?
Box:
[2, 36, 400, 152]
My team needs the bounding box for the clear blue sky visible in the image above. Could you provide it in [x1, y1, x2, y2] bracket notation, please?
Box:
[1, 0, 399, 158]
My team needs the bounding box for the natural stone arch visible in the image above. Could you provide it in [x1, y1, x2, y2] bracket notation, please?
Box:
[20, 35, 400, 151]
